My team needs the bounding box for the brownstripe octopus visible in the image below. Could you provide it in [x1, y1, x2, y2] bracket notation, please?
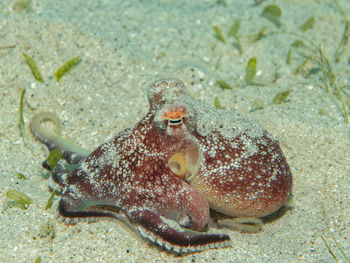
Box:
[30, 78, 292, 253]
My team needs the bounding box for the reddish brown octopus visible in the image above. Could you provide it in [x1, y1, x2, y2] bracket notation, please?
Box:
[30, 78, 292, 253]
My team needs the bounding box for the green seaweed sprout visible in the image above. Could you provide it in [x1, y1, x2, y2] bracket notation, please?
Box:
[213, 26, 226, 44]
[299, 17, 315, 32]
[45, 190, 57, 210]
[12, 0, 31, 12]
[22, 53, 43, 83]
[54, 56, 82, 82]
[214, 96, 226, 109]
[273, 90, 291, 104]
[18, 88, 35, 152]
[16, 172, 27, 180]
[45, 149, 62, 171]
[261, 4, 282, 28]
[228, 20, 243, 54]
[216, 0, 228, 6]
[19, 88, 27, 140]
[6, 189, 33, 209]
[216, 79, 233, 90]
[245, 57, 257, 85]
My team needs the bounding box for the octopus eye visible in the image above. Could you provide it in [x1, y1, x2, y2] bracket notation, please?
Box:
[163, 110, 185, 126]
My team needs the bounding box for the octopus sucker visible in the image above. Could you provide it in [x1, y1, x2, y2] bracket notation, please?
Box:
[31, 78, 292, 253]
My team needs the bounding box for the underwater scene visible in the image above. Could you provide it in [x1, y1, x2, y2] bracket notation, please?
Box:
[0, 0, 349, 262]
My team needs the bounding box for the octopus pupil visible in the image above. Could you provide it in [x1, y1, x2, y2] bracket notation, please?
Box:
[169, 118, 182, 124]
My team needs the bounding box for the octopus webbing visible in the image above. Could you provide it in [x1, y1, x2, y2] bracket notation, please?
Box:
[30, 79, 292, 253]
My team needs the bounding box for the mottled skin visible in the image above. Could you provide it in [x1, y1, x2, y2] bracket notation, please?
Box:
[192, 130, 292, 218]
[30, 79, 292, 253]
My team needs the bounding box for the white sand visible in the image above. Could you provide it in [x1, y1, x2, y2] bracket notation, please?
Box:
[0, 0, 349, 262]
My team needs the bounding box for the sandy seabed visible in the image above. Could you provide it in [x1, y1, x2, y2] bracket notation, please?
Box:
[0, 0, 349, 262]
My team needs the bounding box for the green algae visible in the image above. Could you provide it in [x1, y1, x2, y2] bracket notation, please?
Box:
[216, 79, 233, 90]
[261, 5, 282, 27]
[45, 190, 57, 210]
[273, 90, 291, 104]
[299, 17, 315, 32]
[46, 149, 62, 170]
[214, 97, 225, 109]
[16, 172, 27, 180]
[228, 19, 242, 54]
[6, 189, 33, 209]
[54, 56, 82, 82]
[245, 57, 257, 85]
[19, 88, 26, 139]
[22, 53, 43, 83]
[213, 26, 226, 44]
[12, 0, 31, 12]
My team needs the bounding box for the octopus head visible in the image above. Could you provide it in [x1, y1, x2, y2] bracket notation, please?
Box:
[146, 78, 189, 110]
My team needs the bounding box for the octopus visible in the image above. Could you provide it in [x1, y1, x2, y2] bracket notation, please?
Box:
[30, 78, 292, 253]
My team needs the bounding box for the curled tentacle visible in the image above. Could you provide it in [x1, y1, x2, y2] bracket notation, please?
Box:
[30, 112, 91, 158]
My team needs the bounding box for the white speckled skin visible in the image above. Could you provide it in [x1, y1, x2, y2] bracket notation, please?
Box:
[31, 78, 292, 253]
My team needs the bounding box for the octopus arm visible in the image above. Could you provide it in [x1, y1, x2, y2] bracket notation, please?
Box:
[58, 193, 231, 253]
[58, 196, 119, 219]
[129, 209, 231, 253]
[30, 112, 91, 157]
